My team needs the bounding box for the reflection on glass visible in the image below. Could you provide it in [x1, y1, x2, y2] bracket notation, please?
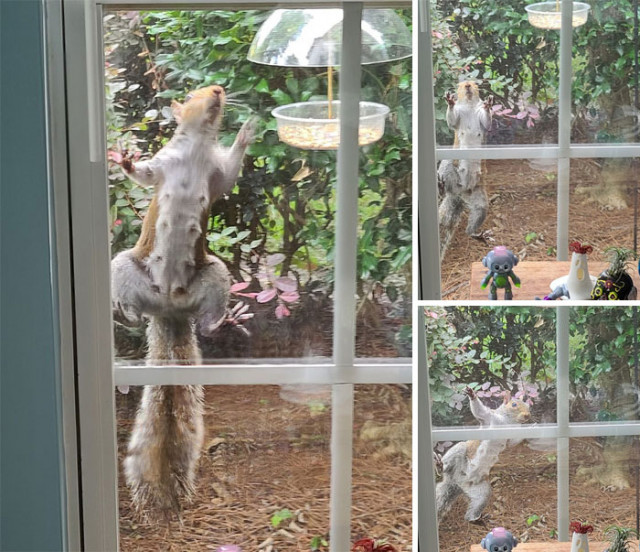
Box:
[569, 159, 638, 264]
[572, 3, 639, 144]
[570, 437, 640, 541]
[570, 307, 640, 423]
[352, 385, 411, 547]
[117, 385, 331, 549]
[435, 438, 557, 550]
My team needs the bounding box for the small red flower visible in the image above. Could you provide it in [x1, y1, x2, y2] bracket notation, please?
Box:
[114, 219, 123, 227]
[570, 521, 594, 534]
[569, 241, 593, 255]
[352, 538, 398, 552]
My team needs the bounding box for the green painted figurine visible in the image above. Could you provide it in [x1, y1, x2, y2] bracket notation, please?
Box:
[481, 246, 521, 300]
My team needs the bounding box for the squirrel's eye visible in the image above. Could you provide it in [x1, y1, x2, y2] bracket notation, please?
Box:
[512, 402, 517, 407]
[185, 93, 194, 102]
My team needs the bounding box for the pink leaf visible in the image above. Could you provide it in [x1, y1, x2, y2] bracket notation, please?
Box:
[234, 292, 258, 299]
[527, 119, 535, 128]
[490, 386, 501, 393]
[266, 253, 286, 267]
[481, 382, 491, 390]
[516, 111, 528, 120]
[492, 104, 503, 112]
[108, 150, 123, 163]
[500, 108, 513, 115]
[274, 277, 297, 292]
[432, 30, 443, 39]
[275, 304, 290, 319]
[230, 281, 250, 293]
[256, 288, 278, 303]
[279, 291, 300, 303]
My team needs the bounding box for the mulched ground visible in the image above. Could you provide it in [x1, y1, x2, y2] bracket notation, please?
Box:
[441, 158, 639, 299]
[437, 438, 639, 552]
[116, 384, 411, 551]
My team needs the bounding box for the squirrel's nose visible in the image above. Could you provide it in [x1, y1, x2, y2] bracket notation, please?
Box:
[212, 86, 223, 96]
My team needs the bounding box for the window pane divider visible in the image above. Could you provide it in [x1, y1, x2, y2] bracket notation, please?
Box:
[113, 362, 412, 386]
[329, 4, 363, 550]
[437, 144, 640, 161]
[431, 421, 640, 442]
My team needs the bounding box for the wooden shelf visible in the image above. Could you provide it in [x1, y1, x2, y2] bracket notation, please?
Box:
[470, 541, 634, 551]
[469, 261, 640, 301]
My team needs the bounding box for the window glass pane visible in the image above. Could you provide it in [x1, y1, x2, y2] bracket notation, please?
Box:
[568, 159, 639, 277]
[431, 1, 559, 148]
[105, 9, 411, 363]
[571, 3, 639, 144]
[352, 384, 412, 546]
[435, 438, 558, 550]
[426, 306, 557, 427]
[569, 437, 640, 537]
[570, 307, 640, 423]
[439, 158, 563, 300]
[356, 11, 412, 358]
[106, 9, 338, 362]
[117, 385, 331, 549]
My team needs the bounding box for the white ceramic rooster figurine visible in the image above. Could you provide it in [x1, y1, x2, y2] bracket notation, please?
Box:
[566, 241, 594, 300]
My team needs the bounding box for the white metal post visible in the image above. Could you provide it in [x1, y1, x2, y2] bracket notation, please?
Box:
[556, 306, 570, 541]
[556, 0, 574, 260]
[416, 0, 442, 300]
[330, 4, 362, 551]
[417, 307, 441, 551]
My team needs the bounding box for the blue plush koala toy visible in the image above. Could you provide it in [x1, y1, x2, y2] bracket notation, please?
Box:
[481, 527, 518, 552]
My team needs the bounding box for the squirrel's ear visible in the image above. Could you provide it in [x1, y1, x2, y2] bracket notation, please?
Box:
[503, 391, 511, 404]
[172, 100, 184, 124]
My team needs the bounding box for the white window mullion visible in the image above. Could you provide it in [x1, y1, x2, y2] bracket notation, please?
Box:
[330, 4, 363, 550]
[556, 0, 574, 261]
[556, 305, 571, 541]
[417, 307, 441, 551]
[416, 0, 442, 300]
[64, 1, 119, 550]
[113, 362, 412, 386]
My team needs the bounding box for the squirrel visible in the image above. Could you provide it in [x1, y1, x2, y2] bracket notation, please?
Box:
[110, 85, 255, 518]
[438, 80, 493, 260]
[435, 386, 530, 522]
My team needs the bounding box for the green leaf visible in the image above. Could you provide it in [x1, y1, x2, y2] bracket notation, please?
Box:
[254, 78, 269, 93]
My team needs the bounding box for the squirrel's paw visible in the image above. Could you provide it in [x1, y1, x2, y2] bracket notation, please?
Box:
[470, 229, 494, 242]
[445, 91, 456, 107]
[237, 117, 258, 148]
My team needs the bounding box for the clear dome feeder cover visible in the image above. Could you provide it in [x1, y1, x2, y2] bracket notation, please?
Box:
[247, 9, 412, 67]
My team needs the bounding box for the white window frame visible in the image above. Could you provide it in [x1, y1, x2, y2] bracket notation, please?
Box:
[417, 303, 640, 550]
[416, 0, 640, 300]
[52, 1, 412, 550]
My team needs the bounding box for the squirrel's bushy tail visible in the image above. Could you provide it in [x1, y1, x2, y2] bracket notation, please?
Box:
[124, 317, 204, 519]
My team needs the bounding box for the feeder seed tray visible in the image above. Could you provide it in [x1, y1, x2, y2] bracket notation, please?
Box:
[525, 2, 590, 29]
[272, 101, 389, 150]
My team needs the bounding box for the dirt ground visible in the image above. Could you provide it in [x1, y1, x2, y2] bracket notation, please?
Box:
[441, 158, 639, 299]
[437, 438, 639, 552]
[116, 384, 412, 551]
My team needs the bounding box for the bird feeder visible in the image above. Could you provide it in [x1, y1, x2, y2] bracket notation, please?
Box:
[525, 1, 590, 30]
[247, 9, 411, 150]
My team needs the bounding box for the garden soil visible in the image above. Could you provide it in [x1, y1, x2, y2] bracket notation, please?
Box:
[441, 158, 639, 299]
